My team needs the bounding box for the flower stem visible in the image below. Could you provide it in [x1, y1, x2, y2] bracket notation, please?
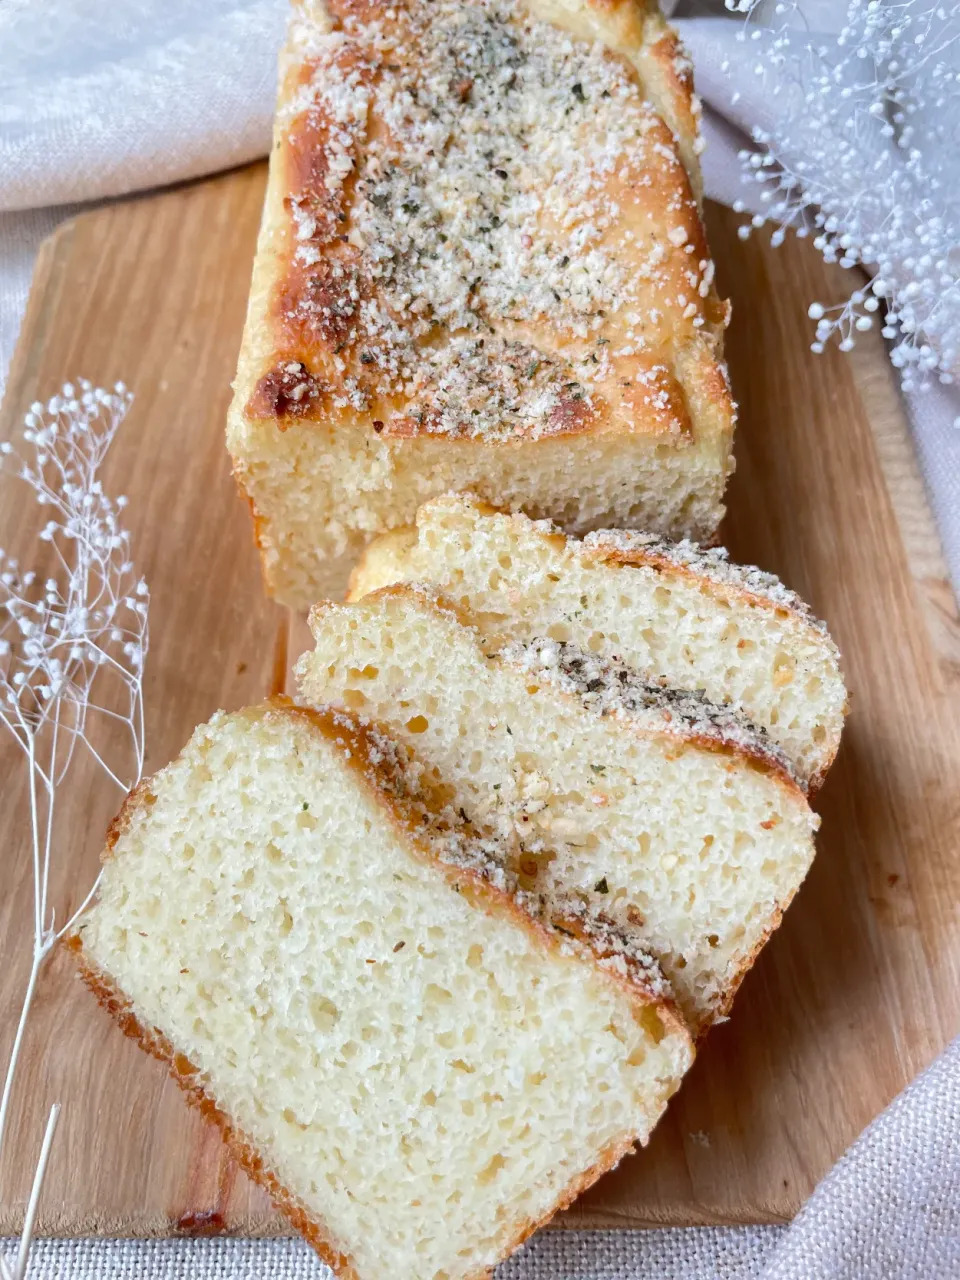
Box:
[0, 943, 52, 1162]
[14, 1104, 60, 1280]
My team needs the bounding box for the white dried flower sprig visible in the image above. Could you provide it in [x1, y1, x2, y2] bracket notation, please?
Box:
[724, 0, 960, 412]
[0, 382, 148, 1280]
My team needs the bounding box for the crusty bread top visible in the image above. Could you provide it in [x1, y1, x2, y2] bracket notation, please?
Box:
[240, 0, 732, 447]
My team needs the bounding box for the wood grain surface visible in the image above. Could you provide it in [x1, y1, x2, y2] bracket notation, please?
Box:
[0, 163, 957, 1237]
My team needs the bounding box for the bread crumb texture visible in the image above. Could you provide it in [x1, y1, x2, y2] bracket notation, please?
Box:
[77, 704, 691, 1280]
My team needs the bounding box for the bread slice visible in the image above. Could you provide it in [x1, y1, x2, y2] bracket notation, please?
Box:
[226, 0, 735, 608]
[296, 590, 819, 1032]
[71, 701, 691, 1280]
[348, 494, 847, 790]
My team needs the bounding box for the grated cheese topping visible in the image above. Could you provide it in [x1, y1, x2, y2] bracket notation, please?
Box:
[506, 637, 805, 791]
[280, 0, 712, 439]
[584, 528, 831, 634]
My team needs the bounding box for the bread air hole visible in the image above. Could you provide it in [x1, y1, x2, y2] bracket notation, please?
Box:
[310, 996, 340, 1031]
[406, 715, 429, 733]
[635, 1004, 667, 1044]
[772, 651, 795, 687]
[477, 1153, 507, 1185]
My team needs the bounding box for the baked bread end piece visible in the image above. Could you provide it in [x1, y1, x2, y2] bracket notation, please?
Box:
[227, 0, 735, 608]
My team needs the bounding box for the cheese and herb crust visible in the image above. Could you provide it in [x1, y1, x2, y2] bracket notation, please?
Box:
[227, 0, 736, 606]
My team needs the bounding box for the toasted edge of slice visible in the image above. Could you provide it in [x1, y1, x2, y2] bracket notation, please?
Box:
[347, 493, 847, 790]
[70, 700, 691, 1280]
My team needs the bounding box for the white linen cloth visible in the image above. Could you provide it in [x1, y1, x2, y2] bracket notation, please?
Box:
[0, 2, 958, 1277]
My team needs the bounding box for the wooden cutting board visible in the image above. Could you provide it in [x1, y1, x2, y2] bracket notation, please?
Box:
[1, 163, 958, 1238]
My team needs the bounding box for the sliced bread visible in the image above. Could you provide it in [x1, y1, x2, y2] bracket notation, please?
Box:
[348, 495, 847, 791]
[296, 590, 820, 1032]
[71, 701, 691, 1280]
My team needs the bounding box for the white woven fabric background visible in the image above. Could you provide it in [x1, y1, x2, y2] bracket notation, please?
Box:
[9, 1230, 785, 1280]
[0, 2, 958, 1277]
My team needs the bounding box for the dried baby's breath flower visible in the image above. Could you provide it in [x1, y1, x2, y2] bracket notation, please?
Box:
[0, 382, 148, 1280]
[725, 1, 960, 417]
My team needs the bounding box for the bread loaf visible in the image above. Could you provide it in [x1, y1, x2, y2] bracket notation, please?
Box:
[296, 590, 820, 1032]
[348, 494, 847, 789]
[227, 0, 735, 607]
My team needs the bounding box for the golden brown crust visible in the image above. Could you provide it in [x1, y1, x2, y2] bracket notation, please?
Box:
[234, 0, 732, 443]
[640, 24, 701, 184]
[66, 935, 361, 1280]
[103, 778, 156, 861]
[704, 895, 795, 1037]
